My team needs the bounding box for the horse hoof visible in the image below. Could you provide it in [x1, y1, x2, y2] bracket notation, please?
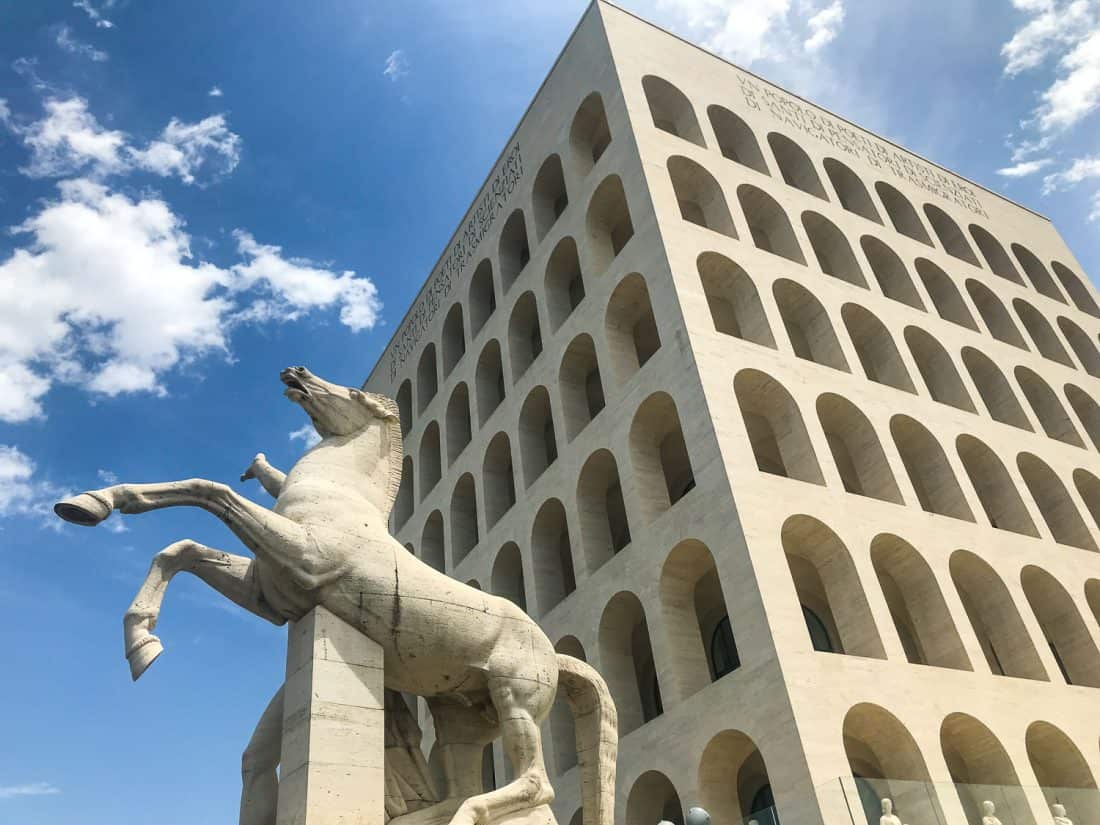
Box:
[54, 492, 112, 527]
[126, 635, 163, 681]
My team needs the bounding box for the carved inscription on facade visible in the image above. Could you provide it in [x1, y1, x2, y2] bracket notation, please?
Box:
[737, 75, 987, 218]
[388, 143, 524, 382]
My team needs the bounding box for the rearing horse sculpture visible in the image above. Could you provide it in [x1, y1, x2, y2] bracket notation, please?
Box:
[55, 366, 617, 825]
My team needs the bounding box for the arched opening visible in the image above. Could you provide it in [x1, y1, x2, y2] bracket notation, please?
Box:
[626, 771, 683, 825]
[956, 435, 1037, 536]
[965, 280, 1027, 348]
[605, 273, 661, 386]
[737, 184, 806, 264]
[421, 510, 445, 572]
[1013, 243, 1066, 303]
[768, 132, 827, 199]
[396, 379, 413, 437]
[904, 327, 976, 412]
[1017, 453, 1096, 550]
[499, 209, 531, 293]
[394, 456, 414, 531]
[773, 279, 850, 371]
[642, 75, 704, 146]
[598, 591, 661, 734]
[570, 92, 611, 177]
[507, 291, 543, 381]
[860, 236, 924, 310]
[871, 535, 971, 669]
[550, 636, 585, 774]
[914, 259, 978, 330]
[1066, 384, 1100, 449]
[708, 105, 768, 173]
[1074, 469, 1100, 529]
[734, 368, 824, 484]
[803, 211, 868, 288]
[875, 182, 932, 245]
[417, 344, 439, 414]
[817, 393, 903, 503]
[469, 259, 497, 337]
[842, 703, 941, 825]
[961, 348, 1031, 429]
[969, 225, 1024, 285]
[841, 303, 916, 392]
[1015, 366, 1083, 446]
[585, 175, 634, 275]
[518, 386, 557, 488]
[667, 155, 737, 238]
[491, 542, 527, 613]
[475, 339, 506, 426]
[445, 383, 472, 464]
[419, 421, 442, 499]
[1014, 299, 1073, 366]
[441, 304, 466, 378]
[576, 448, 631, 573]
[890, 415, 974, 520]
[450, 473, 479, 564]
[1059, 318, 1100, 377]
[924, 204, 979, 264]
[531, 498, 576, 617]
[1052, 261, 1100, 318]
[545, 237, 585, 332]
[1026, 721, 1100, 821]
[629, 392, 695, 524]
[532, 154, 568, 242]
[698, 252, 776, 347]
[1022, 566, 1100, 686]
[781, 515, 886, 658]
[559, 333, 605, 440]
[482, 432, 516, 528]
[660, 539, 738, 699]
[824, 158, 881, 223]
[941, 713, 1036, 825]
[699, 730, 779, 825]
[949, 549, 1047, 680]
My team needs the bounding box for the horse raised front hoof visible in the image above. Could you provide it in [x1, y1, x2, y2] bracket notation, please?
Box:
[54, 492, 113, 526]
[126, 634, 164, 681]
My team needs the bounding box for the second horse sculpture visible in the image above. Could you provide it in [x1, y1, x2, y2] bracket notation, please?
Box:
[55, 366, 617, 825]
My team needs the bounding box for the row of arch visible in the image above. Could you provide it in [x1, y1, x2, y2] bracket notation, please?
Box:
[642, 73, 1097, 318]
[705, 251, 1100, 453]
[398, 388, 696, 602]
[737, 367, 1100, 551]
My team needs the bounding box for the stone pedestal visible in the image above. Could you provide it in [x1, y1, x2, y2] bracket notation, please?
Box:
[277, 606, 386, 825]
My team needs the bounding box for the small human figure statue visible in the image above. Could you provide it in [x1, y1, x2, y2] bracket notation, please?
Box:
[981, 800, 1003, 825]
[880, 797, 903, 825]
[1051, 802, 1073, 825]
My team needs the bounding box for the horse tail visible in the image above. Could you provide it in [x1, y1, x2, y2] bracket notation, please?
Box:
[556, 653, 617, 825]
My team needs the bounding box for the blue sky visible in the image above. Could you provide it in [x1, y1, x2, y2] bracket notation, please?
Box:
[0, 1, 1096, 823]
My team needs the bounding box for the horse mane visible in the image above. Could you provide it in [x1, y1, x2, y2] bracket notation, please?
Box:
[364, 390, 403, 519]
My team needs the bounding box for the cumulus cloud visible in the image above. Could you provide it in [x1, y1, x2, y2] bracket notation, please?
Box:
[997, 157, 1054, 176]
[73, 0, 114, 28]
[12, 97, 239, 184]
[383, 50, 409, 81]
[0, 179, 381, 423]
[0, 446, 67, 523]
[0, 781, 61, 799]
[208, 85, 224, 97]
[56, 25, 108, 62]
[289, 424, 322, 448]
[804, 0, 844, 52]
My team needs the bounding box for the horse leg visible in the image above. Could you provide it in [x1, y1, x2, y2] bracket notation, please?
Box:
[240, 685, 284, 825]
[124, 539, 285, 680]
[448, 676, 554, 825]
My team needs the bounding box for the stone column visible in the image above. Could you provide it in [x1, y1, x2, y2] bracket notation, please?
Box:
[277, 606, 385, 825]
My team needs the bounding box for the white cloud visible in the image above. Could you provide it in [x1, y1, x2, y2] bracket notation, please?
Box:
[96, 468, 118, 484]
[997, 157, 1054, 176]
[0, 178, 381, 423]
[0, 446, 67, 523]
[289, 424, 322, 448]
[73, 0, 115, 28]
[0, 781, 61, 799]
[13, 97, 239, 185]
[208, 86, 224, 97]
[0, 98, 10, 125]
[804, 0, 844, 52]
[383, 50, 409, 81]
[56, 24, 108, 62]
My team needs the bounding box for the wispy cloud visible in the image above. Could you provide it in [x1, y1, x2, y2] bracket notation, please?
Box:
[289, 424, 322, 448]
[0, 446, 68, 524]
[208, 86, 223, 98]
[0, 781, 60, 800]
[383, 49, 409, 81]
[73, 0, 115, 29]
[56, 25, 108, 62]
[997, 157, 1054, 177]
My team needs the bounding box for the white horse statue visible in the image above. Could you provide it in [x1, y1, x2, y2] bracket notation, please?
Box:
[55, 366, 617, 825]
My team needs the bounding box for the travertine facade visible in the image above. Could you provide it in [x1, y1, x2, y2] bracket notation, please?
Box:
[365, 4, 1100, 824]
